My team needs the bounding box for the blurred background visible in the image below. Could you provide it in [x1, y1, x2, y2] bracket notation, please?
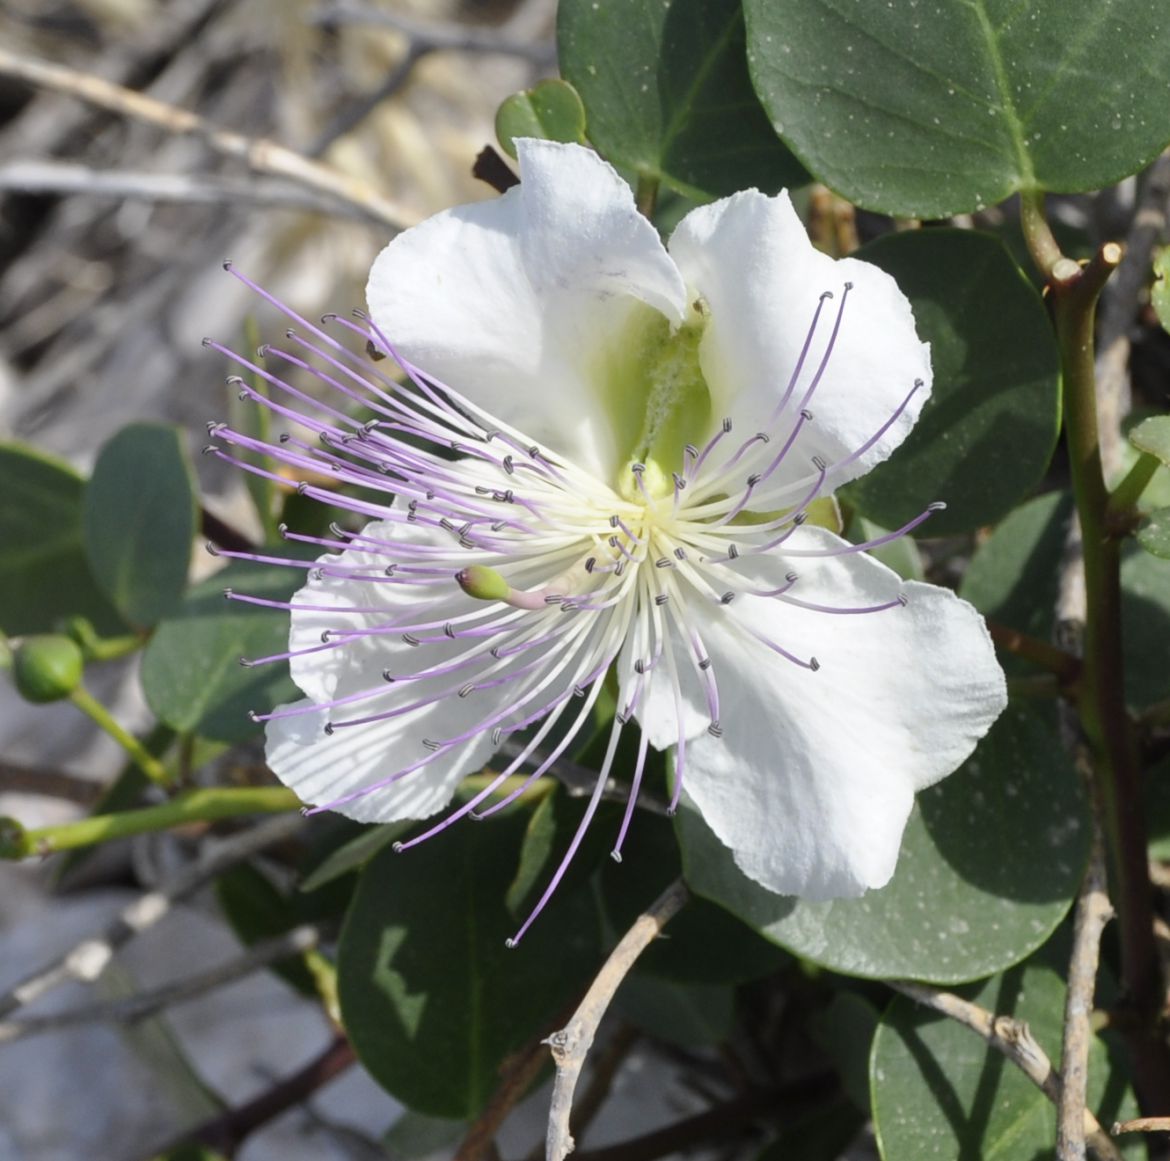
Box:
[0, 4, 592, 1158]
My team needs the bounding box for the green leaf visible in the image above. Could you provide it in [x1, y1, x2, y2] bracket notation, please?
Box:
[871, 960, 1139, 1158]
[1120, 543, 1170, 708]
[745, 0, 1170, 217]
[299, 821, 408, 893]
[614, 976, 734, 1047]
[1129, 415, 1170, 468]
[558, 0, 808, 199]
[1153, 248, 1170, 334]
[808, 992, 880, 1112]
[675, 703, 1087, 983]
[338, 805, 601, 1118]
[141, 560, 300, 743]
[82, 423, 197, 627]
[844, 231, 1060, 536]
[0, 443, 127, 636]
[383, 1111, 467, 1159]
[496, 79, 587, 158]
[960, 491, 1073, 674]
[1138, 508, 1170, 559]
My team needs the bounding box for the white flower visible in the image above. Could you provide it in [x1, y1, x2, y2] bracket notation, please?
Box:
[208, 140, 1006, 945]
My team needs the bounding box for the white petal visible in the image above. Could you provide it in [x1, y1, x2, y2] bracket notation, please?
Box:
[657, 526, 1006, 898]
[265, 520, 499, 822]
[366, 139, 687, 481]
[668, 191, 932, 490]
[266, 698, 491, 824]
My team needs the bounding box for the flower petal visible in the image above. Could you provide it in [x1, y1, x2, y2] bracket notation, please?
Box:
[366, 139, 687, 481]
[653, 526, 1005, 899]
[668, 191, 931, 491]
[265, 520, 501, 823]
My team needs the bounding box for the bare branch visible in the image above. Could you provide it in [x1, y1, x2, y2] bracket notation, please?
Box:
[0, 813, 305, 1018]
[310, 1, 556, 64]
[0, 158, 391, 221]
[145, 1033, 356, 1158]
[1094, 150, 1170, 479]
[0, 924, 321, 1042]
[1057, 804, 1114, 1159]
[545, 879, 689, 1161]
[0, 46, 417, 231]
[890, 982, 1123, 1161]
[0, 762, 103, 805]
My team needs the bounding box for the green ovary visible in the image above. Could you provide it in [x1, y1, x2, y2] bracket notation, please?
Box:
[593, 303, 713, 502]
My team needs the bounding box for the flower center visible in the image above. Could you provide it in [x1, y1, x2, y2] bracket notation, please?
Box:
[601, 302, 713, 502]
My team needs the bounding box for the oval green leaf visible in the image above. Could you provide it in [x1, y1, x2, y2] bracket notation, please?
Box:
[1120, 543, 1170, 708]
[872, 960, 1138, 1158]
[843, 230, 1060, 536]
[558, 0, 809, 199]
[83, 423, 197, 627]
[745, 0, 1170, 217]
[675, 702, 1087, 983]
[338, 806, 600, 1118]
[1138, 508, 1170, 559]
[496, 79, 587, 159]
[141, 560, 300, 743]
[1129, 415, 1170, 468]
[0, 444, 127, 636]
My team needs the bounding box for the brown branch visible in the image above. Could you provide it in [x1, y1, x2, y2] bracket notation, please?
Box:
[545, 879, 689, 1161]
[455, 1004, 580, 1161]
[0, 46, 416, 230]
[570, 1077, 832, 1161]
[890, 983, 1122, 1161]
[1113, 1116, 1170, 1135]
[0, 762, 103, 805]
[986, 619, 1081, 685]
[146, 1034, 356, 1157]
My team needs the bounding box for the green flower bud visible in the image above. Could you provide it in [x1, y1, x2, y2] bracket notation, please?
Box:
[0, 816, 30, 860]
[12, 634, 85, 704]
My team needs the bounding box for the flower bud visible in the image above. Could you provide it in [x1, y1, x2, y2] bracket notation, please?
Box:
[12, 635, 85, 704]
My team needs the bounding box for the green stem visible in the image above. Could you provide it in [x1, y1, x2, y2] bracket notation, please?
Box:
[635, 173, 659, 221]
[1019, 189, 1062, 276]
[1106, 451, 1160, 529]
[21, 786, 299, 855]
[1050, 241, 1170, 1105]
[69, 685, 173, 788]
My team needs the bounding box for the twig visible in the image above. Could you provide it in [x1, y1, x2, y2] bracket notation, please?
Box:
[0, 46, 417, 231]
[570, 1081, 818, 1161]
[0, 812, 304, 1018]
[545, 879, 689, 1161]
[455, 1011, 574, 1161]
[310, 1, 557, 65]
[0, 158, 391, 221]
[1095, 150, 1170, 480]
[0, 762, 103, 805]
[1113, 1117, 1170, 1135]
[0, 924, 321, 1042]
[146, 1033, 356, 1157]
[1057, 812, 1115, 1160]
[890, 982, 1123, 1161]
[567, 1023, 640, 1146]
